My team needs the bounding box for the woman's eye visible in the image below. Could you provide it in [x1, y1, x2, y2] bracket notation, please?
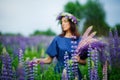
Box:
[64, 20, 68, 23]
[64, 21, 67, 23]
[61, 20, 68, 24]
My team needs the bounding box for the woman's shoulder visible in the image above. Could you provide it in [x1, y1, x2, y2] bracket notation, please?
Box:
[53, 35, 68, 42]
[52, 36, 61, 41]
[55, 35, 81, 39]
[53, 35, 82, 41]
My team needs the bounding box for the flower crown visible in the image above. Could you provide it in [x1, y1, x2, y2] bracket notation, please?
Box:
[56, 12, 79, 24]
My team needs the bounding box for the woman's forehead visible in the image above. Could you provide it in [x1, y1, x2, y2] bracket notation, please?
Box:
[61, 17, 69, 21]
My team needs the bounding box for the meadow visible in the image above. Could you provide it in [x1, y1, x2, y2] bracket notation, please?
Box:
[0, 30, 120, 80]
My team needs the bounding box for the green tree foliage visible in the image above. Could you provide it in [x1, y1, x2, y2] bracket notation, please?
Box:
[64, 0, 110, 36]
[0, 32, 2, 36]
[83, 0, 110, 36]
[64, 1, 83, 20]
[112, 24, 120, 36]
[0, 32, 22, 36]
[31, 28, 56, 36]
[116, 24, 120, 36]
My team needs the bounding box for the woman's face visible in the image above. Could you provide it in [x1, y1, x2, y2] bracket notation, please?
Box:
[61, 17, 71, 32]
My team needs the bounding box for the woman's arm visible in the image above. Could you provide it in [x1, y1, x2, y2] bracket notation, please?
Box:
[35, 56, 53, 64]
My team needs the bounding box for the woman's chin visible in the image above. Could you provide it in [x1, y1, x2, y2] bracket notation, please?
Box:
[63, 29, 67, 32]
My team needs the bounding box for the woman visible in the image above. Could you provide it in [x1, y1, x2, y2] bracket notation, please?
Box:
[34, 12, 97, 80]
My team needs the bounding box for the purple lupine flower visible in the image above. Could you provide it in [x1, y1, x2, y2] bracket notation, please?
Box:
[63, 51, 75, 80]
[87, 46, 99, 80]
[113, 28, 120, 63]
[108, 29, 120, 67]
[75, 40, 106, 64]
[1, 47, 14, 80]
[18, 48, 24, 63]
[87, 45, 92, 79]
[56, 12, 78, 24]
[25, 61, 34, 80]
[102, 60, 108, 80]
[81, 41, 105, 51]
[63, 51, 69, 80]
[114, 27, 119, 49]
[0, 35, 52, 57]
[62, 68, 68, 80]
[25, 57, 38, 80]
[63, 36, 79, 80]
[17, 63, 25, 80]
[32, 57, 38, 78]
[70, 16, 78, 24]
[63, 35, 106, 80]
[71, 36, 80, 79]
[98, 44, 107, 65]
[17, 48, 26, 80]
[108, 29, 114, 66]
[94, 48, 99, 80]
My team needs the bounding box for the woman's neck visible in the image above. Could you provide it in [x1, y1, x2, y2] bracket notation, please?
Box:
[65, 30, 73, 38]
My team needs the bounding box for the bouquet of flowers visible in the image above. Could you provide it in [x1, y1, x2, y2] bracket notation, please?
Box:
[62, 26, 106, 80]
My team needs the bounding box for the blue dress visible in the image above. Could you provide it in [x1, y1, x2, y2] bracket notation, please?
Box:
[46, 36, 87, 80]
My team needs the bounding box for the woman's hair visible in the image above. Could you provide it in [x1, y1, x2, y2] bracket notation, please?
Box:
[59, 17, 80, 37]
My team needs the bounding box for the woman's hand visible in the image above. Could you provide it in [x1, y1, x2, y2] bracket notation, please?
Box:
[74, 56, 86, 65]
[33, 59, 41, 64]
[32, 56, 53, 64]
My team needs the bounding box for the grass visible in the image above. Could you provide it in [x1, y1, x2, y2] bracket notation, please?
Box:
[0, 47, 120, 80]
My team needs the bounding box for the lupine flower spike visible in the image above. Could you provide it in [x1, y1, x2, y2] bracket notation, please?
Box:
[1, 47, 14, 80]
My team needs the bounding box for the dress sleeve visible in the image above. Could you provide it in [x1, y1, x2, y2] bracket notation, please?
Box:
[46, 37, 58, 58]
